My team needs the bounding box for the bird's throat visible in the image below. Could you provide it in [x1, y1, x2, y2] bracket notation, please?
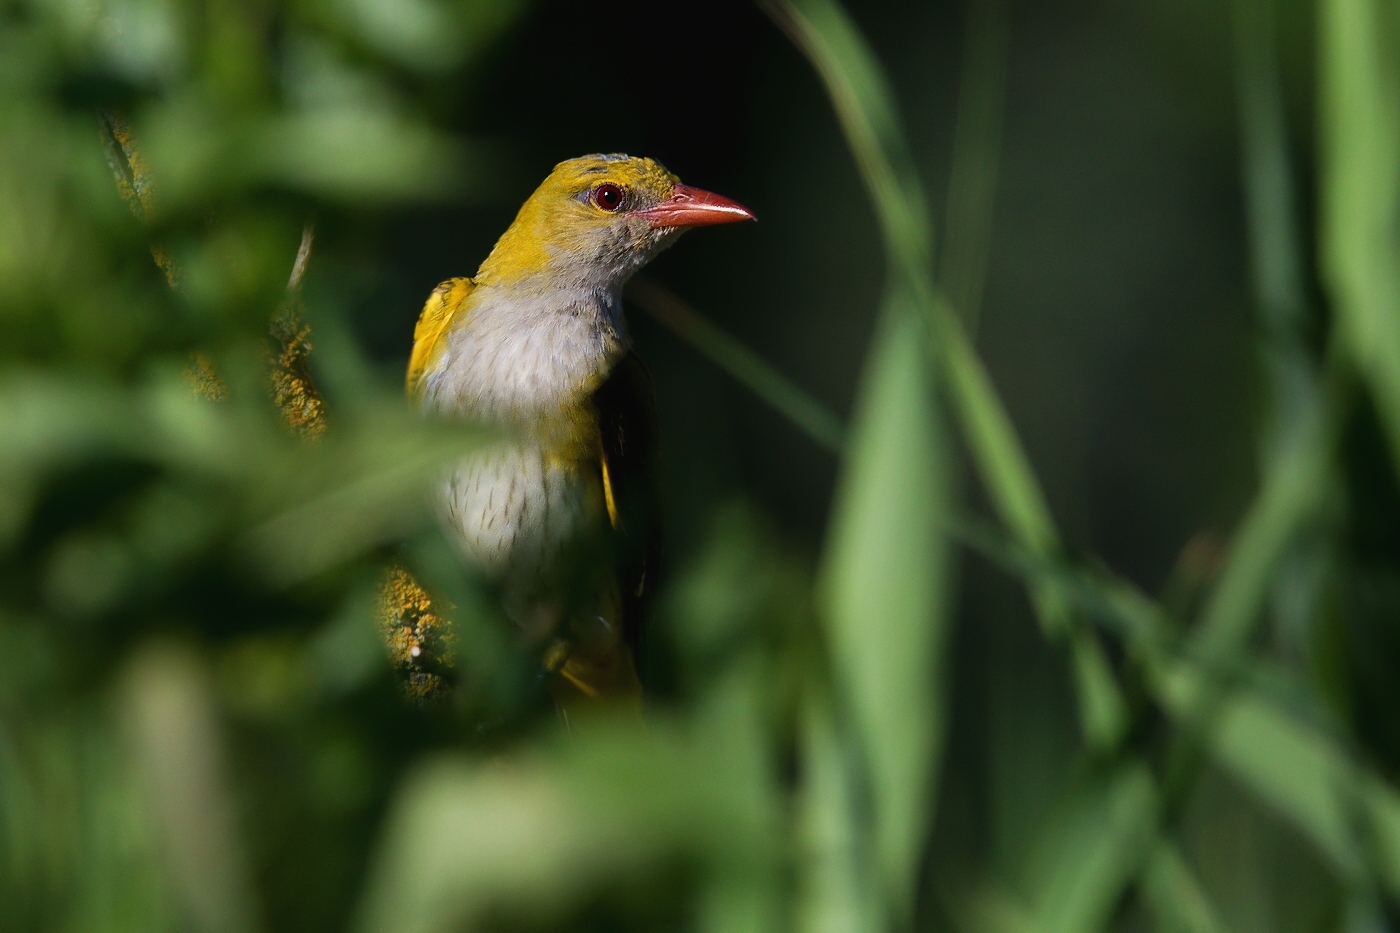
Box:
[419, 282, 626, 427]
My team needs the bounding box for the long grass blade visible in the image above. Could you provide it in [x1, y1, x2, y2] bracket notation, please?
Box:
[764, 0, 1128, 751]
[626, 277, 844, 452]
[761, 0, 1057, 568]
[819, 291, 950, 924]
[1319, 0, 1400, 468]
[940, 0, 1009, 332]
[120, 645, 259, 933]
[1187, 379, 1336, 673]
[1232, 0, 1315, 463]
[759, 0, 931, 278]
[795, 691, 879, 933]
[763, 0, 959, 918]
[1204, 689, 1364, 884]
[1028, 762, 1158, 933]
[1141, 839, 1232, 933]
[1231, 0, 1331, 674]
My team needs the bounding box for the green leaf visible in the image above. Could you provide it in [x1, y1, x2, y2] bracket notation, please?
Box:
[330, 0, 531, 73]
[1141, 839, 1230, 933]
[237, 415, 489, 586]
[795, 691, 879, 933]
[1207, 690, 1363, 884]
[1027, 762, 1158, 933]
[1188, 399, 1331, 671]
[1360, 775, 1400, 900]
[354, 714, 776, 933]
[940, 326, 1060, 566]
[119, 644, 258, 933]
[355, 756, 622, 933]
[1068, 628, 1130, 751]
[626, 278, 844, 453]
[819, 292, 950, 922]
[761, 0, 931, 276]
[765, 0, 1127, 753]
[1319, 0, 1400, 466]
[249, 109, 468, 202]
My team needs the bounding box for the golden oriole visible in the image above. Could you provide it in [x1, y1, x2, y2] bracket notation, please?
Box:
[404, 154, 753, 703]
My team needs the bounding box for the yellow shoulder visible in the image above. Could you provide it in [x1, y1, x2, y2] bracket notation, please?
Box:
[406, 277, 474, 397]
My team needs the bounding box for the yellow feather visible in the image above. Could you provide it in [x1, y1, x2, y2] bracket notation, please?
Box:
[601, 454, 620, 529]
[406, 277, 474, 397]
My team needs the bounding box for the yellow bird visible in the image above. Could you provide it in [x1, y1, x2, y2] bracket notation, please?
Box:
[406, 154, 754, 703]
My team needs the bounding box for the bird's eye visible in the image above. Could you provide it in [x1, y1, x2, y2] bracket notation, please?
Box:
[592, 183, 625, 212]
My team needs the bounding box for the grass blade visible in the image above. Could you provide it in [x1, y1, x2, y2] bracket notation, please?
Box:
[1232, 0, 1315, 464]
[1141, 839, 1231, 933]
[1361, 775, 1400, 899]
[940, 0, 1009, 332]
[120, 645, 259, 933]
[760, 0, 932, 277]
[1319, 0, 1400, 466]
[1029, 762, 1158, 933]
[764, 0, 1128, 750]
[1206, 690, 1364, 884]
[795, 691, 879, 933]
[627, 277, 844, 452]
[763, 0, 1057, 564]
[1188, 387, 1334, 671]
[819, 292, 950, 923]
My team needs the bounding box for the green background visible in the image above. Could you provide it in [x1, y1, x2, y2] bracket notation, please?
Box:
[3, 0, 1399, 931]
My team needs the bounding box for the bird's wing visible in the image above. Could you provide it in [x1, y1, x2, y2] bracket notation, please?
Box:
[591, 350, 663, 670]
[406, 277, 474, 397]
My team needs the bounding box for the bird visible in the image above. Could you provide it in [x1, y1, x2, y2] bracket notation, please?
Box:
[403, 153, 754, 704]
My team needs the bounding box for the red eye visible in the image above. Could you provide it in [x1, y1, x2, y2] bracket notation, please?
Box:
[592, 183, 624, 212]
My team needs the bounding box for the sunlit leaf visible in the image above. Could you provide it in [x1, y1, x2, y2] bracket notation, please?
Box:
[1319, 0, 1400, 468]
[795, 691, 878, 933]
[250, 109, 467, 201]
[1207, 690, 1362, 884]
[331, 0, 530, 73]
[819, 292, 949, 922]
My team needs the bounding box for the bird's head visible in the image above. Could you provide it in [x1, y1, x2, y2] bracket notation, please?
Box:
[475, 153, 754, 293]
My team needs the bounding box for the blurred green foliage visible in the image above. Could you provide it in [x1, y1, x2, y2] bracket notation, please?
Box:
[5, 0, 1400, 931]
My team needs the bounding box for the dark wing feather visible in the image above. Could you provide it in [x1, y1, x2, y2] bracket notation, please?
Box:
[592, 350, 663, 675]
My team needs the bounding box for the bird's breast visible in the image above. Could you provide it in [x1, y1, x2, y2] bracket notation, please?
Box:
[419, 285, 624, 422]
[420, 286, 620, 586]
[440, 433, 602, 584]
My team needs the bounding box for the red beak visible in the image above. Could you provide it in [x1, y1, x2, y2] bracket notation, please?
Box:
[634, 184, 756, 228]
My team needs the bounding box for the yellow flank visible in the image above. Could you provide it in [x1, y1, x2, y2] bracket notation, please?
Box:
[601, 455, 620, 528]
[406, 277, 474, 396]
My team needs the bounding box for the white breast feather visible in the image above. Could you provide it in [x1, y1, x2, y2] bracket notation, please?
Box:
[419, 285, 624, 585]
